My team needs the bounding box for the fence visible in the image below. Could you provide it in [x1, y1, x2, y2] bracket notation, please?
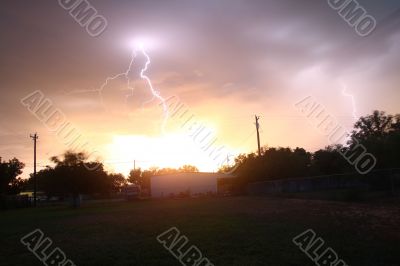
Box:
[0, 195, 32, 210]
[247, 168, 400, 197]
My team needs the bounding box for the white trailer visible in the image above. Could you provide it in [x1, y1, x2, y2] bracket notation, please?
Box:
[150, 172, 221, 198]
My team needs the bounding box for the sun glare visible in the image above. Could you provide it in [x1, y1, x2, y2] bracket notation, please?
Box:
[105, 134, 221, 176]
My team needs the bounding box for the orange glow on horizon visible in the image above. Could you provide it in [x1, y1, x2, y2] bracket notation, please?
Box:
[104, 134, 235, 176]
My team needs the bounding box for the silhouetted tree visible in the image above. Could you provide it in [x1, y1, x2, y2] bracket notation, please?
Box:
[0, 158, 25, 195]
[155, 167, 179, 175]
[349, 110, 400, 169]
[128, 168, 152, 191]
[30, 151, 122, 205]
[128, 168, 143, 185]
[179, 165, 199, 173]
[312, 145, 350, 175]
[233, 147, 312, 188]
[350, 110, 393, 143]
[227, 110, 400, 192]
[108, 173, 127, 193]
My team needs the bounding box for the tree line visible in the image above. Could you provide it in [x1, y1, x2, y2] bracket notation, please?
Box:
[224, 110, 400, 189]
[1, 110, 399, 199]
[0, 150, 199, 199]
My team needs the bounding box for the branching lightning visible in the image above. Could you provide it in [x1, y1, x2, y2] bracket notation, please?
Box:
[65, 44, 169, 132]
[136, 45, 169, 130]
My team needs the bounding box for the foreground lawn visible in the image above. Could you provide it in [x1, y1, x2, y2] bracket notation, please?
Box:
[0, 197, 399, 266]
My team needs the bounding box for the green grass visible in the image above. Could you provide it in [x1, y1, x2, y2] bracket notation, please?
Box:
[0, 197, 399, 265]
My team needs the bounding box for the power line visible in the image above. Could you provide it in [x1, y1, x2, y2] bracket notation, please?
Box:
[30, 133, 38, 207]
[255, 115, 261, 157]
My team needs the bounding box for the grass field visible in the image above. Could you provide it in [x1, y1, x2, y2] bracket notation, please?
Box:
[1, 197, 399, 266]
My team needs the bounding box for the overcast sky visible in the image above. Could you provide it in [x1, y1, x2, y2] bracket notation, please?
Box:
[1, 0, 399, 176]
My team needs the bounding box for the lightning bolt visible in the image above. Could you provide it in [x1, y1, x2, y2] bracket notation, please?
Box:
[136, 46, 169, 130]
[340, 82, 357, 121]
[65, 45, 169, 132]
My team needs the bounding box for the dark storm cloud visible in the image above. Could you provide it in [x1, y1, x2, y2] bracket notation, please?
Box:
[1, 0, 399, 97]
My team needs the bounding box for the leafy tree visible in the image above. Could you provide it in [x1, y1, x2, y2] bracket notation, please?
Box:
[312, 145, 350, 175]
[128, 168, 142, 185]
[349, 110, 400, 169]
[33, 167, 60, 198]
[178, 165, 199, 173]
[0, 158, 25, 194]
[233, 147, 312, 187]
[108, 173, 127, 193]
[30, 151, 123, 205]
[128, 168, 151, 191]
[154, 167, 179, 175]
[350, 110, 393, 143]
[226, 111, 400, 193]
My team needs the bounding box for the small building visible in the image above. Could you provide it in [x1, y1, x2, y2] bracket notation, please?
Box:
[151, 172, 235, 198]
[19, 191, 47, 202]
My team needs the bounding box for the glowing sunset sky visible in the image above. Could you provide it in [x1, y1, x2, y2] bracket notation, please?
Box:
[1, 0, 399, 177]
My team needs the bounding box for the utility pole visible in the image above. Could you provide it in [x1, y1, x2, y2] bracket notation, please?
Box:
[30, 133, 38, 207]
[255, 115, 261, 157]
[134, 160, 136, 171]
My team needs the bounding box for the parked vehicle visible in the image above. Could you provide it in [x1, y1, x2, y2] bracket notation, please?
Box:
[122, 185, 141, 200]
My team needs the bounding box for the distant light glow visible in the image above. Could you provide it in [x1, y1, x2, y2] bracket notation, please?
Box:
[105, 134, 218, 176]
[127, 36, 160, 51]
